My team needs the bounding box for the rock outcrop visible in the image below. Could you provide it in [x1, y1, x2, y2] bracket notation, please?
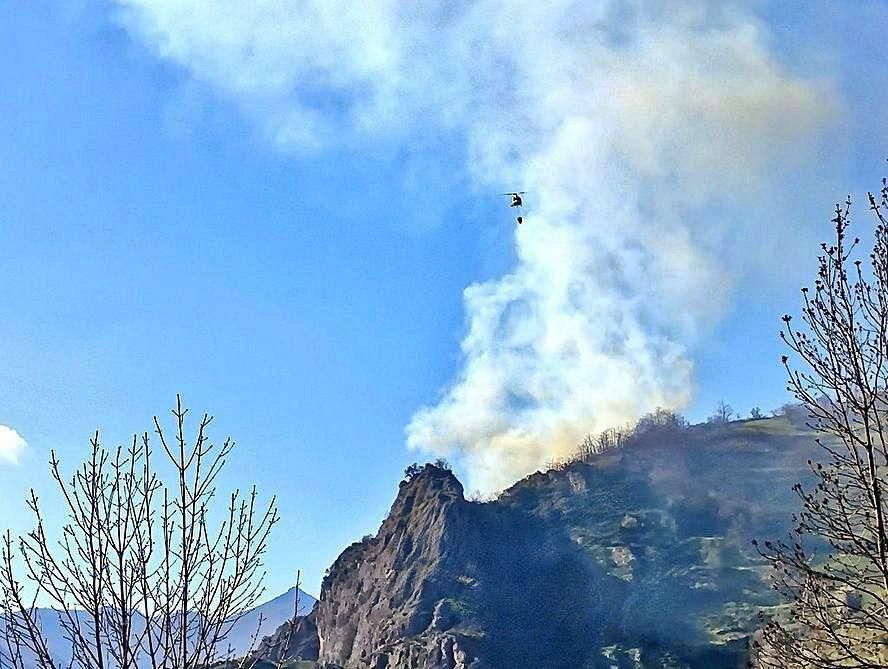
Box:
[315, 466, 486, 669]
[313, 461, 628, 668]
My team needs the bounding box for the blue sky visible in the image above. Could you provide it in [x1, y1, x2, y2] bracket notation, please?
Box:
[1, 1, 887, 595]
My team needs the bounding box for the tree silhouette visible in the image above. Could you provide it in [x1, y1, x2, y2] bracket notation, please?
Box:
[0, 397, 278, 669]
[754, 180, 888, 667]
[708, 400, 734, 425]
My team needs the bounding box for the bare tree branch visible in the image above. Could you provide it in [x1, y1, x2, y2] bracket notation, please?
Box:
[0, 397, 279, 669]
[755, 180, 888, 667]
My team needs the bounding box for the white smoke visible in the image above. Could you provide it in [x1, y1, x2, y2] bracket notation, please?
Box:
[114, 1, 838, 491]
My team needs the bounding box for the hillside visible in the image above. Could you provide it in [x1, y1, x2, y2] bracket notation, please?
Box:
[259, 415, 817, 668]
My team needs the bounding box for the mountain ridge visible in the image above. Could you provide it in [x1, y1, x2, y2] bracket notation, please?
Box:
[261, 414, 816, 668]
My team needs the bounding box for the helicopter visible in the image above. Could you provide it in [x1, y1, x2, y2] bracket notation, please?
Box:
[502, 192, 526, 224]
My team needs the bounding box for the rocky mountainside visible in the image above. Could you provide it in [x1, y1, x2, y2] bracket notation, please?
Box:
[259, 416, 816, 669]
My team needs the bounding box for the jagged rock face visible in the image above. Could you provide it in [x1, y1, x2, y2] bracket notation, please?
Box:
[253, 611, 320, 664]
[315, 468, 486, 668]
[314, 466, 630, 668]
[300, 418, 816, 668]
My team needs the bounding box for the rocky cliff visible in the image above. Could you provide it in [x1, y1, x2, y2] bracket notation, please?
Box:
[259, 416, 815, 668]
[315, 467, 485, 668]
[251, 612, 321, 665]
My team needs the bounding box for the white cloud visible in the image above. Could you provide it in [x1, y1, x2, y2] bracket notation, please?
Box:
[0, 426, 28, 466]
[114, 0, 840, 491]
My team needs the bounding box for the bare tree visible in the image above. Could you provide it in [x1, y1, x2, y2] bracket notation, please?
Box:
[0, 396, 279, 669]
[707, 400, 734, 425]
[753, 181, 888, 667]
[567, 409, 687, 465]
[634, 407, 689, 433]
[573, 425, 631, 461]
[274, 571, 302, 669]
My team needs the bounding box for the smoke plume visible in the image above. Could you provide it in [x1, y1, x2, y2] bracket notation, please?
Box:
[115, 1, 838, 491]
